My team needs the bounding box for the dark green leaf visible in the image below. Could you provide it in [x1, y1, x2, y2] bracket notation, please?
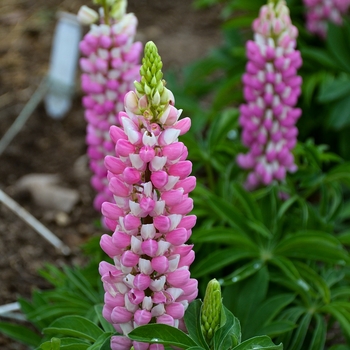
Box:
[128, 324, 197, 348]
[0, 321, 41, 347]
[288, 313, 312, 350]
[191, 248, 256, 278]
[232, 335, 282, 350]
[223, 260, 264, 285]
[40, 337, 89, 350]
[94, 304, 115, 333]
[309, 314, 326, 350]
[213, 305, 241, 350]
[258, 321, 296, 338]
[43, 316, 104, 342]
[184, 300, 209, 350]
[87, 332, 113, 350]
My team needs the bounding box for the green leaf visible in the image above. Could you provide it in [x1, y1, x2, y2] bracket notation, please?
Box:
[274, 231, 348, 264]
[254, 294, 296, 329]
[232, 335, 282, 350]
[223, 260, 264, 285]
[213, 305, 241, 350]
[191, 248, 256, 278]
[231, 182, 262, 221]
[277, 195, 299, 220]
[184, 300, 209, 350]
[288, 313, 312, 350]
[0, 321, 42, 347]
[94, 304, 115, 333]
[327, 96, 350, 130]
[318, 76, 350, 103]
[192, 227, 257, 251]
[300, 47, 340, 71]
[309, 314, 326, 350]
[87, 333, 113, 350]
[294, 261, 331, 303]
[40, 338, 61, 350]
[40, 337, 89, 350]
[321, 302, 350, 338]
[63, 267, 101, 304]
[27, 304, 88, 321]
[258, 321, 296, 338]
[128, 324, 197, 348]
[43, 316, 104, 342]
[327, 21, 350, 73]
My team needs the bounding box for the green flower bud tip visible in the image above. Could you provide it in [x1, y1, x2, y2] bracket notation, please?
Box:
[201, 279, 222, 344]
[136, 41, 165, 108]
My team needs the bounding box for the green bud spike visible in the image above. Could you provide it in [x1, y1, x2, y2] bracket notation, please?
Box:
[136, 41, 165, 111]
[201, 279, 222, 346]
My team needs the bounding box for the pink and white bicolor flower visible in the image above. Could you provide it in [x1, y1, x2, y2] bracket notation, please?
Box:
[99, 41, 198, 350]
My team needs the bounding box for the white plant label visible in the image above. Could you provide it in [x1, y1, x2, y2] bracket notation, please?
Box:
[45, 12, 82, 119]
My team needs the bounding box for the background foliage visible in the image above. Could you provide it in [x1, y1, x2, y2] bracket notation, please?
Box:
[2, 0, 350, 349]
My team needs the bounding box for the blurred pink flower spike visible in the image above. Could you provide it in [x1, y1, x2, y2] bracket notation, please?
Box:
[303, 0, 350, 38]
[78, 0, 142, 211]
[237, 0, 302, 190]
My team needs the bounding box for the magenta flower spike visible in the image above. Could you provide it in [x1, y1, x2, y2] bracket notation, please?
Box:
[99, 41, 198, 350]
[237, 0, 302, 190]
[78, 0, 142, 211]
[303, 0, 350, 38]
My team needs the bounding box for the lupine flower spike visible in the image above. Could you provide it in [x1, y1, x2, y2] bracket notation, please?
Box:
[201, 279, 222, 346]
[78, 0, 142, 211]
[237, 0, 302, 190]
[99, 41, 198, 350]
[303, 0, 350, 38]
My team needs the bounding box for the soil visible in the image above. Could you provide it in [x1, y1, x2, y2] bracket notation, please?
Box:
[0, 0, 222, 348]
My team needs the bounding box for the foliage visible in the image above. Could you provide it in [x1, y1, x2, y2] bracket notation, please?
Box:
[3, 0, 350, 349]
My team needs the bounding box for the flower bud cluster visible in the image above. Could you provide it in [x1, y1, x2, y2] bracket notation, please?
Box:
[303, 0, 350, 38]
[79, 6, 142, 210]
[99, 42, 198, 350]
[201, 279, 222, 345]
[237, 0, 302, 190]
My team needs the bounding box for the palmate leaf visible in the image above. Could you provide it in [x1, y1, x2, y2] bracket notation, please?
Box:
[257, 321, 296, 338]
[128, 324, 197, 348]
[184, 300, 209, 350]
[191, 227, 258, 251]
[274, 230, 349, 264]
[309, 314, 327, 350]
[327, 21, 350, 73]
[320, 303, 350, 338]
[247, 294, 295, 338]
[222, 260, 264, 286]
[288, 313, 312, 350]
[43, 316, 104, 342]
[191, 248, 257, 278]
[0, 321, 42, 347]
[293, 261, 331, 303]
[232, 335, 282, 350]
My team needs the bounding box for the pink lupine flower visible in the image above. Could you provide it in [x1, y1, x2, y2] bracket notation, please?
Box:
[303, 0, 350, 38]
[78, 1, 142, 211]
[237, 0, 302, 190]
[99, 41, 198, 350]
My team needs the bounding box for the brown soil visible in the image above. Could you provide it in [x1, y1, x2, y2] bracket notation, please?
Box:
[0, 0, 222, 348]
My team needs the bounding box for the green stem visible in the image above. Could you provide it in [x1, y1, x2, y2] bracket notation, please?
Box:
[205, 162, 215, 191]
[102, 0, 109, 25]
